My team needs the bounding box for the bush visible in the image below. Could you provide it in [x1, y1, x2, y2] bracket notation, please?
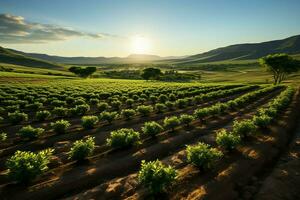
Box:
[89, 98, 99, 105]
[194, 108, 209, 121]
[155, 103, 166, 113]
[142, 121, 164, 137]
[51, 119, 71, 134]
[232, 119, 257, 137]
[158, 94, 168, 103]
[6, 149, 53, 183]
[69, 136, 95, 161]
[8, 111, 28, 124]
[69, 104, 90, 116]
[179, 114, 194, 127]
[52, 107, 68, 117]
[35, 110, 51, 121]
[176, 99, 187, 108]
[17, 125, 45, 140]
[186, 142, 223, 170]
[81, 116, 99, 129]
[216, 129, 241, 151]
[137, 105, 153, 117]
[149, 95, 158, 104]
[99, 111, 118, 124]
[163, 116, 180, 132]
[97, 102, 109, 112]
[125, 99, 134, 108]
[165, 101, 175, 111]
[111, 100, 122, 111]
[106, 128, 140, 148]
[253, 114, 272, 128]
[0, 132, 7, 141]
[121, 109, 136, 120]
[138, 160, 177, 194]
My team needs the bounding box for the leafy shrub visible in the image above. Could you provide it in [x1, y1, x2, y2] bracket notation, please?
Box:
[99, 111, 118, 124]
[176, 99, 187, 108]
[179, 114, 194, 127]
[69, 104, 90, 116]
[25, 102, 43, 110]
[51, 119, 70, 134]
[142, 121, 164, 137]
[232, 119, 257, 137]
[165, 101, 175, 111]
[35, 110, 51, 121]
[52, 106, 68, 117]
[163, 116, 180, 131]
[216, 129, 241, 151]
[138, 160, 177, 194]
[155, 103, 166, 113]
[125, 99, 134, 108]
[158, 94, 168, 103]
[51, 100, 66, 107]
[6, 149, 53, 183]
[111, 100, 122, 111]
[121, 109, 136, 120]
[106, 128, 140, 148]
[8, 111, 28, 124]
[97, 102, 109, 112]
[17, 125, 45, 139]
[186, 142, 223, 170]
[81, 115, 99, 129]
[89, 98, 99, 105]
[137, 105, 153, 116]
[149, 95, 158, 104]
[69, 136, 95, 161]
[253, 114, 272, 128]
[0, 132, 7, 141]
[194, 108, 209, 121]
[6, 105, 20, 112]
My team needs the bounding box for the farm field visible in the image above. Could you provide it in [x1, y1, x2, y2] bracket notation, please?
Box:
[0, 78, 299, 200]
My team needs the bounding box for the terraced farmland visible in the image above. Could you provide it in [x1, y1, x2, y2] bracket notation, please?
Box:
[0, 80, 299, 200]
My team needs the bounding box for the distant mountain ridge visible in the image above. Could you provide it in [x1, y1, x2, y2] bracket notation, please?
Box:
[169, 35, 300, 64]
[9, 50, 187, 65]
[0, 46, 64, 69]
[1, 34, 300, 67]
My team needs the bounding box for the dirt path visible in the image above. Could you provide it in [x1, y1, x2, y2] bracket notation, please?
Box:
[253, 105, 300, 200]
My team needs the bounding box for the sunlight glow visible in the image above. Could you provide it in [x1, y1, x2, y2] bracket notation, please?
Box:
[131, 35, 151, 54]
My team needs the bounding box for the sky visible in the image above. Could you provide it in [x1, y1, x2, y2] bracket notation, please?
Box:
[0, 0, 300, 57]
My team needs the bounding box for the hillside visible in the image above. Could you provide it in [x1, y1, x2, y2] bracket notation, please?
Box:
[0, 46, 64, 70]
[168, 35, 300, 64]
[10, 50, 186, 65]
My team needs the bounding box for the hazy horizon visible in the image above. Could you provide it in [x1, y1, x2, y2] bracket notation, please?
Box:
[1, 0, 300, 57]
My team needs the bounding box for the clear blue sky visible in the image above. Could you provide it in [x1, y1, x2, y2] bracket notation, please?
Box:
[0, 0, 300, 57]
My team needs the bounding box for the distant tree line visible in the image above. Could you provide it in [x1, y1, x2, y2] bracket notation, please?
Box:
[69, 66, 96, 78]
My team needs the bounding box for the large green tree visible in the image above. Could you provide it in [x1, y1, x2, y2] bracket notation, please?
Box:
[259, 54, 299, 84]
[141, 68, 162, 80]
[69, 66, 96, 78]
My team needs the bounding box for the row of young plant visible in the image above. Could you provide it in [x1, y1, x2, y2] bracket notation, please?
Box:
[138, 86, 295, 195]
[1, 85, 227, 124]
[1, 85, 255, 141]
[0, 84, 217, 112]
[3, 85, 278, 183]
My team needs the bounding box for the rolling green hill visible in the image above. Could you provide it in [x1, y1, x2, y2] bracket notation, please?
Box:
[168, 35, 300, 64]
[0, 46, 65, 70]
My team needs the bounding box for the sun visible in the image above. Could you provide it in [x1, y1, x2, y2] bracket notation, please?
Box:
[131, 35, 151, 54]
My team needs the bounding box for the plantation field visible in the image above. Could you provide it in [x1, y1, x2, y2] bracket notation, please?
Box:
[0, 78, 299, 200]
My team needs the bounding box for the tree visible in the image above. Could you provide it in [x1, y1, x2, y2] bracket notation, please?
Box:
[259, 54, 299, 84]
[141, 68, 162, 80]
[69, 66, 96, 78]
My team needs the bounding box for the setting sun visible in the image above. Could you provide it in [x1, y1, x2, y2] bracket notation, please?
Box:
[131, 35, 151, 54]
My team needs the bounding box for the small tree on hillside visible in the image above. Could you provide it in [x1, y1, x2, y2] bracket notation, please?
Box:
[259, 54, 299, 84]
[141, 68, 162, 80]
[69, 66, 96, 78]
